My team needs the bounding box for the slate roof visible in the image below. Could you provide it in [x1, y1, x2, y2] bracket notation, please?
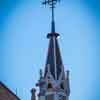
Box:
[44, 32, 64, 80]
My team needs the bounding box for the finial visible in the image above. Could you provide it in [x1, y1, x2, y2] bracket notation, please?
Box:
[42, 0, 60, 33]
[40, 69, 43, 78]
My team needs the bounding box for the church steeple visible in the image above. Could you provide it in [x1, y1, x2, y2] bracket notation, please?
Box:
[51, 0, 55, 33]
[32, 1, 70, 100]
[42, 0, 64, 80]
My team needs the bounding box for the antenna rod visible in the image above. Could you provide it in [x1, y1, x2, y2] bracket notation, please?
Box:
[51, 1, 55, 33]
[42, 0, 60, 33]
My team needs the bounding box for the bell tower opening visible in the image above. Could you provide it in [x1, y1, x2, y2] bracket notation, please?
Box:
[48, 83, 52, 89]
[60, 83, 64, 90]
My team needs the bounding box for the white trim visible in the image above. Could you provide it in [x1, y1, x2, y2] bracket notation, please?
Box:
[53, 36, 57, 80]
[45, 91, 56, 95]
[45, 64, 54, 81]
[59, 65, 64, 80]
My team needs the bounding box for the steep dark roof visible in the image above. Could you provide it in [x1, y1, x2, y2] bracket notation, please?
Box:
[44, 33, 64, 80]
[0, 81, 20, 100]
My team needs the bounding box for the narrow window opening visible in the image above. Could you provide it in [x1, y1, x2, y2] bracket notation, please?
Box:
[48, 83, 52, 88]
[60, 83, 64, 89]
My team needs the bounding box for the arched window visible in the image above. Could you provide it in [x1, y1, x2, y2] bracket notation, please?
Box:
[60, 83, 64, 89]
[48, 83, 52, 89]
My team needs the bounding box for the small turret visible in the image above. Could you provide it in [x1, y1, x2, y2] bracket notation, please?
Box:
[36, 69, 46, 100]
[65, 70, 70, 97]
[31, 88, 36, 100]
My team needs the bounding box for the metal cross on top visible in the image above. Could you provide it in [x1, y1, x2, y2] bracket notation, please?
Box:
[42, 0, 60, 8]
[42, 0, 60, 33]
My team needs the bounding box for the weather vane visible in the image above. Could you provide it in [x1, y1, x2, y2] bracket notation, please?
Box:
[42, 0, 60, 33]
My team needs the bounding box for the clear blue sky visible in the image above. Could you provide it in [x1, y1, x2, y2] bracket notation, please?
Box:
[0, 0, 100, 100]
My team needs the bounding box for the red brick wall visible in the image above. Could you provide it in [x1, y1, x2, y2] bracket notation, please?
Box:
[0, 84, 20, 100]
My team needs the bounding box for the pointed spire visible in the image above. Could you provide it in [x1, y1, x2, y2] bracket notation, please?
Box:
[44, 33, 65, 80]
[42, 0, 65, 80]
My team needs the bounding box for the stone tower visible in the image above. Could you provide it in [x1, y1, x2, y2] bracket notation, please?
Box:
[31, 0, 70, 100]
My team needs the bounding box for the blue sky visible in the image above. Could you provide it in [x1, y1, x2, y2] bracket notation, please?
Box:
[0, 0, 100, 100]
